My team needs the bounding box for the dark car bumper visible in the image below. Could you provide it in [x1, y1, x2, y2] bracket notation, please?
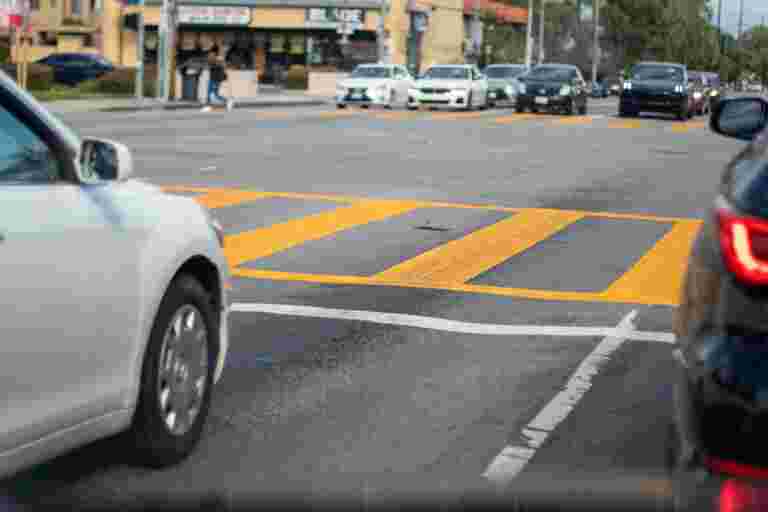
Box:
[620, 93, 688, 113]
[517, 94, 573, 111]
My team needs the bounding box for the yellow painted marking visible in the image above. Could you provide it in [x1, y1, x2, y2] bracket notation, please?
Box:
[609, 120, 643, 129]
[162, 186, 695, 223]
[428, 111, 487, 120]
[602, 219, 703, 305]
[555, 115, 594, 125]
[371, 111, 420, 121]
[317, 110, 362, 119]
[224, 199, 420, 267]
[192, 189, 271, 209]
[230, 268, 671, 305]
[671, 121, 707, 133]
[494, 113, 542, 124]
[374, 210, 585, 285]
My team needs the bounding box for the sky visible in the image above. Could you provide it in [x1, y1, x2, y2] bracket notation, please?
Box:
[717, 0, 768, 34]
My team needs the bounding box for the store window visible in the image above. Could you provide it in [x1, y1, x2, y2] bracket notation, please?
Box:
[71, 0, 82, 16]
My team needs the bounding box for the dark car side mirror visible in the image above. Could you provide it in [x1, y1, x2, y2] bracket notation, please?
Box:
[711, 97, 768, 141]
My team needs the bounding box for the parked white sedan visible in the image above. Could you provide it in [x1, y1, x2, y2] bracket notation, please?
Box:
[336, 64, 416, 109]
[407, 64, 490, 111]
[0, 70, 230, 478]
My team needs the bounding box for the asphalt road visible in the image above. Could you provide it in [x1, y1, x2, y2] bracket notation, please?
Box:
[1, 98, 745, 510]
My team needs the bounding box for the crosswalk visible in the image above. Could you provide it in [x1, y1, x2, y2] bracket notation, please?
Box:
[166, 185, 703, 306]
[240, 108, 711, 133]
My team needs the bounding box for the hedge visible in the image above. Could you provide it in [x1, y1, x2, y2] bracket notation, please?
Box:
[79, 65, 158, 97]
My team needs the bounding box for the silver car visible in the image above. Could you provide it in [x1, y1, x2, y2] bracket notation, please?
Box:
[0, 70, 230, 478]
[484, 64, 526, 107]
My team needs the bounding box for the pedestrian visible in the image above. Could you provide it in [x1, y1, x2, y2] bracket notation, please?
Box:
[202, 53, 234, 112]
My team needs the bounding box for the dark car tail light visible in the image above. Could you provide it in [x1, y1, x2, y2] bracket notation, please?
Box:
[717, 209, 768, 286]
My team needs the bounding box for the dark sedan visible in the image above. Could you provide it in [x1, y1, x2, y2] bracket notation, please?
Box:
[619, 61, 693, 121]
[669, 96, 768, 511]
[516, 64, 588, 115]
[36, 53, 115, 86]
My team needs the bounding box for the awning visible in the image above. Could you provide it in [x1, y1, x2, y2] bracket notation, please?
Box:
[463, 0, 527, 24]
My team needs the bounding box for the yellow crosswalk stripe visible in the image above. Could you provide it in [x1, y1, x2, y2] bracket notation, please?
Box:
[494, 113, 544, 124]
[671, 120, 707, 133]
[224, 199, 421, 267]
[373, 209, 585, 285]
[609, 120, 643, 129]
[601, 219, 702, 305]
[192, 189, 272, 209]
[428, 111, 488, 120]
[555, 115, 594, 125]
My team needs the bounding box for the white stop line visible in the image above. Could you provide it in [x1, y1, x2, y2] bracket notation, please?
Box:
[230, 303, 673, 486]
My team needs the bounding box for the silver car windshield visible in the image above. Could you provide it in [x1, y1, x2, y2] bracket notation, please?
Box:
[351, 67, 392, 79]
[422, 67, 470, 80]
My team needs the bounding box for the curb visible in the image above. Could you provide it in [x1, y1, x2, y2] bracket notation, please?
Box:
[99, 99, 331, 112]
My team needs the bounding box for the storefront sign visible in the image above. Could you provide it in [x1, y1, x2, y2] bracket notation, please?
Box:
[305, 8, 365, 29]
[178, 6, 251, 25]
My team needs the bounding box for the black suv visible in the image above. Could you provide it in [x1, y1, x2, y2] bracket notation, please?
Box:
[516, 64, 588, 116]
[619, 61, 694, 121]
[670, 96, 768, 510]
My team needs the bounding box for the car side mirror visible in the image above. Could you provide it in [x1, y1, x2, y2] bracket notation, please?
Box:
[79, 138, 133, 182]
[711, 97, 768, 141]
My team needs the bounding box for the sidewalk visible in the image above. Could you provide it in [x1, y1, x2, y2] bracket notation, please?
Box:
[43, 91, 333, 113]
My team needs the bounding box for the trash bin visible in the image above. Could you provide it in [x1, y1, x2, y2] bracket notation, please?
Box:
[180, 65, 203, 101]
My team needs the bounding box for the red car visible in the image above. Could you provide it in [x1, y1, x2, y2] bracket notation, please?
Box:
[687, 71, 711, 116]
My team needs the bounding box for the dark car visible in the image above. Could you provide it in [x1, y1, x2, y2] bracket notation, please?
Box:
[36, 53, 115, 86]
[669, 96, 768, 511]
[516, 63, 588, 115]
[619, 61, 693, 121]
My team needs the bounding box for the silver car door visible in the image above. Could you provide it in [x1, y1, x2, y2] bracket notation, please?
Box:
[0, 104, 143, 460]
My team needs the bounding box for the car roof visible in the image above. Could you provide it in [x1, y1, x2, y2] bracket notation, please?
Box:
[429, 64, 472, 68]
[358, 63, 395, 67]
[634, 61, 686, 69]
[486, 64, 525, 67]
[534, 63, 578, 69]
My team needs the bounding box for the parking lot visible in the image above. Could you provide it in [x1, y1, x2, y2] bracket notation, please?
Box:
[1, 97, 743, 509]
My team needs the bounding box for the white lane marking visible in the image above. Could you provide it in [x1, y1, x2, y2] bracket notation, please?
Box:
[200, 166, 218, 172]
[482, 309, 639, 486]
[230, 303, 674, 344]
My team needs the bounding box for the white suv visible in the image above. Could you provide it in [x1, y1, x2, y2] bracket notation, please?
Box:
[0, 71, 230, 478]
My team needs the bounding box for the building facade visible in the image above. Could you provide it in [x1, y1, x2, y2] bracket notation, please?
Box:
[8, 0, 525, 80]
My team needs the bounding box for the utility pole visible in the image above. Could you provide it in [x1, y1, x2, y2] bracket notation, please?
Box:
[377, 0, 389, 63]
[156, 0, 176, 101]
[591, 0, 599, 84]
[717, 0, 724, 54]
[524, 0, 533, 69]
[538, 0, 544, 64]
[135, 0, 145, 101]
[737, 0, 744, 46]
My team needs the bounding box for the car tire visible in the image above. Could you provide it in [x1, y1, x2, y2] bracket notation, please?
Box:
[337, 104, 347, 109]
[465, 92, 474, 111]
[515, 105, 525, 113]
[361, 104, 370, 109]
[407, 105, 418, 111]
[677, 106, 688, 121]
[126, 274, 217, 469]
[564, 99, 575, 116]
[578, 101, 587, 115]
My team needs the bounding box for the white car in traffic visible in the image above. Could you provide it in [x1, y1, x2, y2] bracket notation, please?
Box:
[407, 64, 490, 111]
[0, 70, 230, 478]
[336, 64, 416, 109]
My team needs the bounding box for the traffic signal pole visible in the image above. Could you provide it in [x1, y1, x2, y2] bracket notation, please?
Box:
[135, 0, 144, 101]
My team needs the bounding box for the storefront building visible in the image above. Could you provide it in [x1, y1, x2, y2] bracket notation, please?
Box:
[8, 0, 525, 84]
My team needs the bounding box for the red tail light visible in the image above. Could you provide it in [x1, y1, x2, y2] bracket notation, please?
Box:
[717, 209, 768, 286]
[719, 479, 768, 512]
[707, 457, 768, 480]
